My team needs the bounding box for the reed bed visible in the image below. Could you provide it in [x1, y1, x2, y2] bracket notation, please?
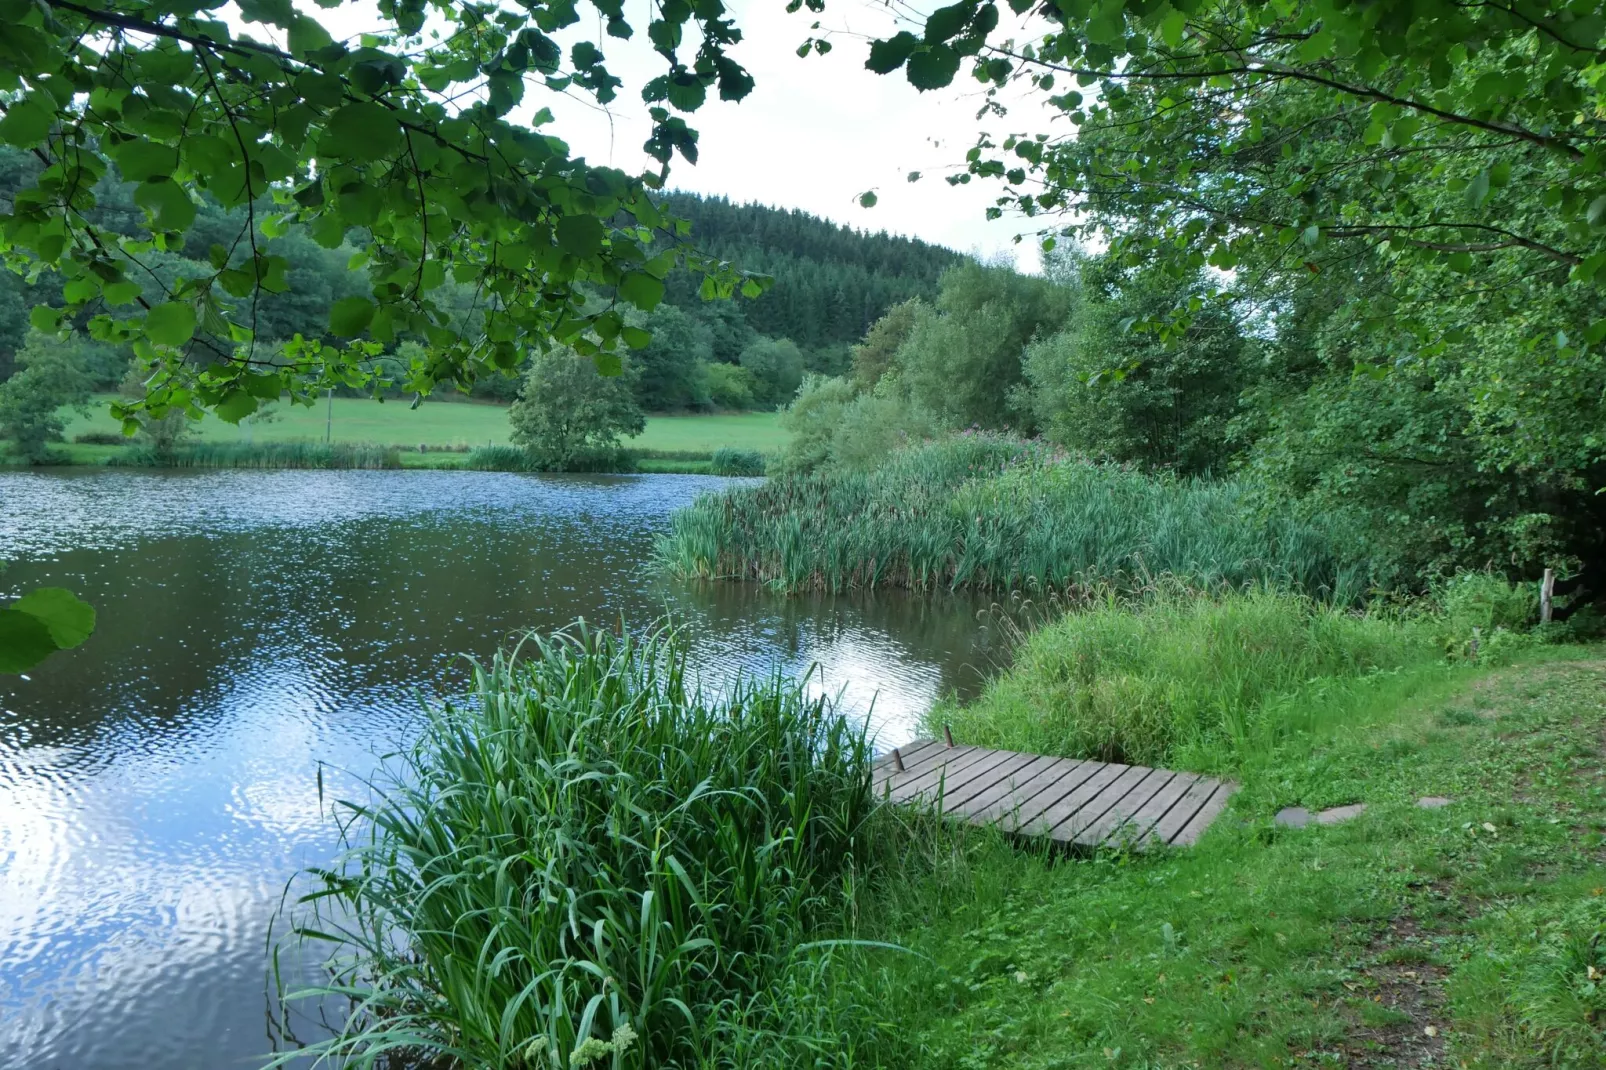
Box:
[659, 433, 1365, 599]
[110, 441, 401, 469]
[465, 444, 638, 473]
[276, 623, 877, 1069]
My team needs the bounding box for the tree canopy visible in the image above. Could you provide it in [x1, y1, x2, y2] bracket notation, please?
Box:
[0, 0, 768, 430]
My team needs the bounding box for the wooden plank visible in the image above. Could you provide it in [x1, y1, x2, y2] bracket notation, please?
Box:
[896, 747, 1020, 807]
[940, 751, 1045, 814]
[960, 756, 1096, 828]
[1170, 781, 1236, 846]
[1103, 772, 1203, 848]
[1072, 769, 1178, 845]
[886, 746, 1007, 804]
[1145, 775, 1222, 846]
[950, 753, 1064, 817]
[1043, 764, 1155, 843]
[1013, 761, 1133, 837]
[877, 744, 985, 798]
[871, 740, 945, 788]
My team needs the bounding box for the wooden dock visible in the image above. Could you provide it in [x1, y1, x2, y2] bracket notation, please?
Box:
[872, 739, 1236, 848]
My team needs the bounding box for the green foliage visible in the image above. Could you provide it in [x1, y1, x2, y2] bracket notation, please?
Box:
[278, 623, 875, 1069]
[862, 0, 1606, 383]
[738, 337, 805, 409]
[0, 586, 95, 673]
[661, 433, 1364, 596]
[775, 374, 937, 476]
[0, 329, 91, 460]
[851, 298, 920, 389]
[509, 348, 646, 469]
[704, 360, 760, 410]
[1437, 571, 1539, 636]
[0, 0, 768, 427]
[894, 262, 1075, 430]
[466, 442, 636, 474]
[630, 304, 713, 412]
[936, 588, 1438, 768]
[709, 447, 765, 477]
[1022, 257, 1249, 475]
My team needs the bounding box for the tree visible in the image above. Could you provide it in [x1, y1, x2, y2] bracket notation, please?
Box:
[509, 347, 645, 468]
[0, 330, 91, 460]
[860, 0, 1606, 460]
[738, 337, 805, 408]
[631, 305, 713, 411]
[0, 0, 768, 431]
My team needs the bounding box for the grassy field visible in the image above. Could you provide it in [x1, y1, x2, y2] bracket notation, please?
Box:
[61, 395, 788, 454]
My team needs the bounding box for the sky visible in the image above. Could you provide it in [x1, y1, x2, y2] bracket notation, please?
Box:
[303, 0, 1056, 270]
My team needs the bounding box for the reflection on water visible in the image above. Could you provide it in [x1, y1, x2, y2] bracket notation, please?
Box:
[0, 469, 997, 1070]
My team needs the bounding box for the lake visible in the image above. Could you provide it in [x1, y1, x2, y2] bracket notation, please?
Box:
[0, 469, 996, 1070]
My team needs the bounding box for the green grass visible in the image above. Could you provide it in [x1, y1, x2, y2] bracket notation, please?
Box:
[660, 433, 1365, 597]
[841, 648, 1606, 1070]
[276, 622, 877, 1070]
[109, 441, 401, 469]
[932, 588, 1445, 770]
[62, 394, 788, 454]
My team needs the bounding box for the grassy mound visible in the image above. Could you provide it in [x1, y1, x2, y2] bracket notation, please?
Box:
[278, 624, 875, 1069]
[660, 433, 1364, 597]
[934, 589, 1442, 768]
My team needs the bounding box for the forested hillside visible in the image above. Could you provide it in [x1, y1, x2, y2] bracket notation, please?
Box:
[656, 192, 963, 352]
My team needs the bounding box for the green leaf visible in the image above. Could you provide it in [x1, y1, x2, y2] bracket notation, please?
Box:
[619, 272, 665, 311]
[113, 141, 179, 183]
[555, 215, 606, 257]
[330, 295, 376, 336]
[144, 302, 198, 346]
[321, 102, 403, 160]
[621, 325, 651, 349]
[1588, 195, 1606, 228]
[0, 609, 57, 674]
[214, 389, 260, 423]
[10, 588, 95, 650]
[593, 350, 623, 376]
[906, 45, 961, 90]
[866, 32, 920, 74]
[0, 94, 55, 146]
[859, 190, 878, 208]
[134, 178, 197, 231]
[29, 305, 62, 332]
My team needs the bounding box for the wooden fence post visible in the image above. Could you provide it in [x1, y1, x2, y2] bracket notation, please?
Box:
[1541, 567, 1555, 624]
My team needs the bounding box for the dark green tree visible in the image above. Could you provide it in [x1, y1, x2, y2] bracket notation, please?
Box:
[0, 329, 91, 460]
[509, 347, 645, 468]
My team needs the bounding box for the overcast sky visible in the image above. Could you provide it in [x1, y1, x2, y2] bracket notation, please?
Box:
[302, 0, 1055, 269]
[537, 0, 1054, 270]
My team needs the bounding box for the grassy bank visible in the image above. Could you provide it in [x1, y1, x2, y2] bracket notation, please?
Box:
[280, 610, 1606, 1070]
[660, 434, 1363, 597]
[278, 624, 877, 1069]
[60, 394, 788, 453]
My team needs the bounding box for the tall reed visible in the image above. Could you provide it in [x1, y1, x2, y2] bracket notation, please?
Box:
[275, 623, 876, 1069]
[659, 433, 1367, 600]
[111, 441, 401, 469]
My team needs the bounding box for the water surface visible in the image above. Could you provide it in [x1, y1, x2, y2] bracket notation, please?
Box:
[0, 469, 995, 1070]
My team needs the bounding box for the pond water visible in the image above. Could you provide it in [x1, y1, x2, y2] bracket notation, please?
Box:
[0, 469, 998, 1070]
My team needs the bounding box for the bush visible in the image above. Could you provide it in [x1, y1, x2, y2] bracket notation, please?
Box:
[0, 331, 92, 461]
[1436, 571, 1538, 635]
[704, 359, 759, 410]
[935, 588, 1439, 767]
[466, 443, 637, 473]
[279, 623, 875, 1069]
[710, 447, 766, 476]
[738, 337, 804, 408]
[73, 430, 127, 445]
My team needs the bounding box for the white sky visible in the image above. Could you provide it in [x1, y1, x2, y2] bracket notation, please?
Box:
[298, 0, 1056, 270]
[537, 0, 1053, 270]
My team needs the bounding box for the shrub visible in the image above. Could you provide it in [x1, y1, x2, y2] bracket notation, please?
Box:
[710, 446, 766, 476]
[934, 588, 1439, 767]
[466, 443, 637, 473]
[277, 623, 875, 1069]
[704, 359, 759, 410]
[73, 430, 127, 445]
[1436, 571, 1538, 635]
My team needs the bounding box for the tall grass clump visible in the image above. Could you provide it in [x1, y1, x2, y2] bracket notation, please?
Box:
[110, 441, 401, 469]
[277, 623, 877, 1069]
[933, 587, 1441, 769]
[467, 444, 637, 473]
[660, 433, 1365, 599]
[709, 447, 766, 477]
